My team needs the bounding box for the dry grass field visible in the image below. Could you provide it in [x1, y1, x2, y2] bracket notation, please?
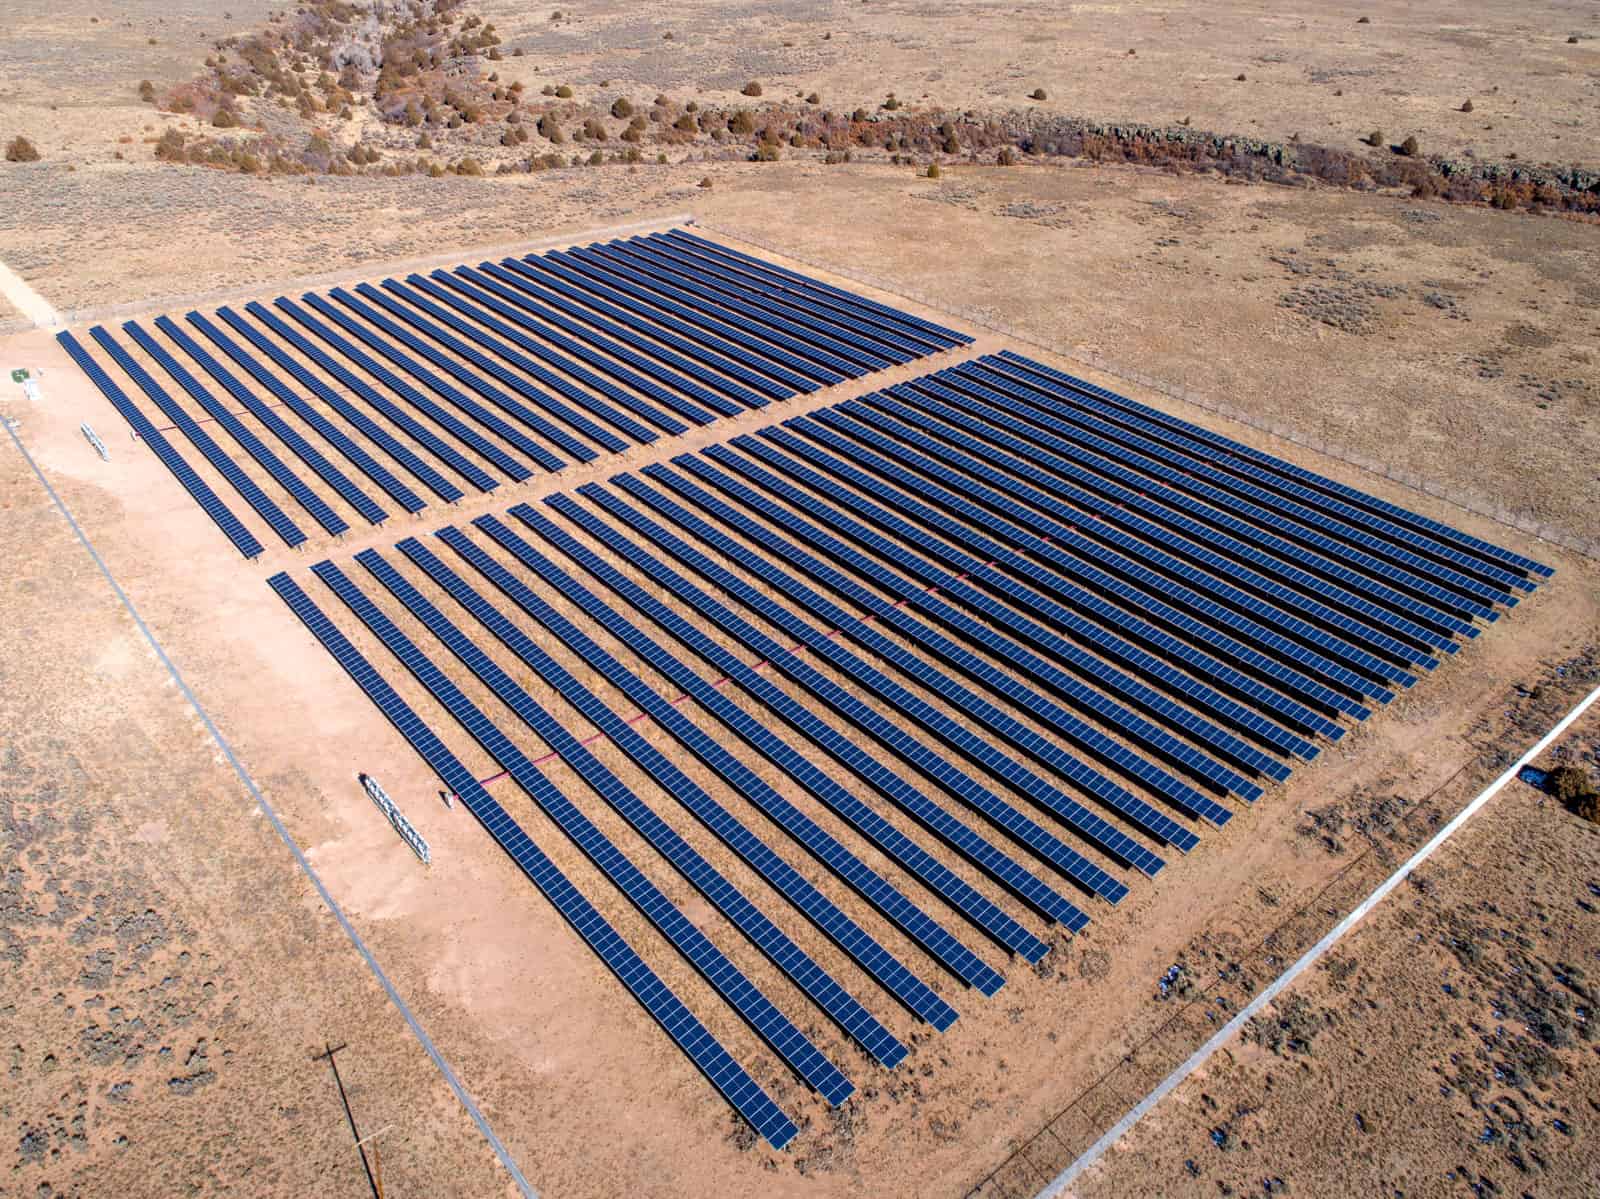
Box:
[2, 3, 1598, 1198]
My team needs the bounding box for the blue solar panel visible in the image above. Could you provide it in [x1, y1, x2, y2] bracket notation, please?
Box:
[445, 264, 721, 426]
[269, 298, 503, 492]
[608, 238, 909, 368]
[798, 409, 1316, 771]
[394, 536, 911, 1065]
[606, 471, 1138, 902]
[428, 524, 959, 1032]
[808, 406, 1326, 757]
[88, 325, 307, 549]
[475, 260, 763, 412]
[849, 390, 1376, 723]
[543, 248, 833, 390]
[59, 330, 263, 559]
[376, 277, 624, 454]
[582, 242, 866, 380]
[949, 362, 1500, 627]
[991, 350, 1550, 585]
[211, 307, 440, 510]
[501, 255, 797, 400]
[418, 271, 663, 444]
[642, 233, 949, 357]
[480, 508, 1006, 997]
[315, 289, 565, 472]
[185, 311, 420, 515]
[673, 449, 1203, 853]
[444, 266, 691, 435]
[311, 557, 852, 1106]
[540, 493, 1052, 961]
[357, 547, 871, 1092]
[739, 431, 1250, 821]
[883, 378, 1426, 685]
[124, 321, 347, 538]
[663, 229, 972, 348]
[632, 463, 1166, 881]
[568, 483, 1088, 933]
[155, 316, 386, 526]
[265, 570, 799, 1149]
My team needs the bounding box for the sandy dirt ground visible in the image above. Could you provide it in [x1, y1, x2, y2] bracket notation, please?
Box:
[2, 2, 1599, 1197]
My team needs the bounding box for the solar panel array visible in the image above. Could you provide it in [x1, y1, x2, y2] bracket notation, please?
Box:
[55, 229, 966, 557]
[268, 349, 1545, 1143]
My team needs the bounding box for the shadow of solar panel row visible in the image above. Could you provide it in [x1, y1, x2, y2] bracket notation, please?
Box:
[310, 558, 854, 1108]
[991, 350, 1550, 583]
[568, 484, 1090, 934]
[847, 390, 1375, 725]
[630, 463, 1163, 883]
[780, 415, 1300, 783]
[947, 361, 1499, 629]
[673, 450, 1200, 854]
[56, 331, 264, 560]
[356, 547, 875, 1093]
[391, 536, 913, 1066]
[478, 509, 1006, 997]
[86, 325, 307, 549]
[720, 436, 1240, 827]
[265, 571, 799, 1150]
[60, 234, 955, 556]
[605, 472, 1132, 904]
[427, 521, 961, 1033]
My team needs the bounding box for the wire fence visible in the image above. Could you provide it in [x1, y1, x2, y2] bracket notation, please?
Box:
[696, 221, 1599, 565]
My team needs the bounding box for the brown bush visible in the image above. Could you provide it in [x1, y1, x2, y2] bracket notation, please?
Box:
[5, 135, 40, 162]
[538, 114, 565, 143]
[555, 84, 573, 98]
[697, 175, 712, 188]
[741, 81, 763, 97]
[1548, 765, 1596, 805]
[212, 107, 237, 128]
[1398, 134, 1419, 156]
[730, 109, 756, 135]
[1029, 88, 1047, 101]
[927, 161, 942, 178]
[1365, 129, 1384, 147]
[138, 79, 156, 103]
[806, 92, 820, 105]
[997, 146, 1017, 166]
[611, 97, 634, 119]
[1459, 98, 1474, 113]
[753, 140, 780, 161]
[154, 128, 186, 161]
[456, 156, 483, 176]
[586, 149, 603, 165]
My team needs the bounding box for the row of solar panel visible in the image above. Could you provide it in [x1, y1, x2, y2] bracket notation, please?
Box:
[268, 354, 1540, 1142]
[58, 230, 967, 558]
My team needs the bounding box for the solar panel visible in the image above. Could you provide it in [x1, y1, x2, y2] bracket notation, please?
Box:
[567, 484, 1089, 933]
[445, 266, 692, 434]
[948, 362, 1500, 625]
[675, 449, 1203, 853]
[315, 289, 565, 472]
[883, 379, 1426, 685]
[474, 260, 763, 412]
[445, 264, 722, 425]
[212, 306, 445, 509]
[264, 570, 799, 1149]
[393, 536, 911, 1065]
[356, 547, 871, 1092]
[848, 390, 1375, 723]
[807, 406, 1328, 757]
[419, 270, 664, 444]
[311, 557, 852, 1107]
[738, 432, 1249, 821]
[581, 242, 867, 379]
[604, 472, 1135, 903]
[377, 276, 625, 453]
[124, 321, 348, 538]
[990, 350, 1550, 584]
[478, 508, 1006, 997]
[607, 238, 910, 368]
[58, 331, 263, 559]
[269, 298, 505, 491]
[642, 232, 951, 356]
[500, 255, 796, 400]
[88, 325, 307, 549]
[663, 229, 971, 347]
[543, 248, 835, 389]
[186, 310, 422, 515]
[428, 523, 960, 1032]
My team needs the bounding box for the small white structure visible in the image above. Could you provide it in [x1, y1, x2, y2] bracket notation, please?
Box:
[360, 773, 431, 865]
[80, 422, 108, 461]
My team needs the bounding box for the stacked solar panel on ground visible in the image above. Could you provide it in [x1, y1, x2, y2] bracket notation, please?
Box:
[267, 349, 1548, 1144]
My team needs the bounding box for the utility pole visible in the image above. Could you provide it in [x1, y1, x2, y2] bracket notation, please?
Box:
[314, 1042, 380, 1199]
[355, 1125, 395, 1199]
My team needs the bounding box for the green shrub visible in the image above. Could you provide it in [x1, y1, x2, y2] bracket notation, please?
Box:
[926, 161, 942, 178]
[555, 84, 573, 99]
[612, 97, 634, 119]
[1398, 134, 1419, 156]
[457, 157, 483, 175]
[586, 148, 603, 165]
[212, 107, 237, 128]
[1364, 129, 1384, 147]
[538, 114, 565, 142]
[741, 81, 763, 97]
[997, 146, 1017, 166]
[1030, 87, 1047, 101]
[1548, 765, 1595, 804]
